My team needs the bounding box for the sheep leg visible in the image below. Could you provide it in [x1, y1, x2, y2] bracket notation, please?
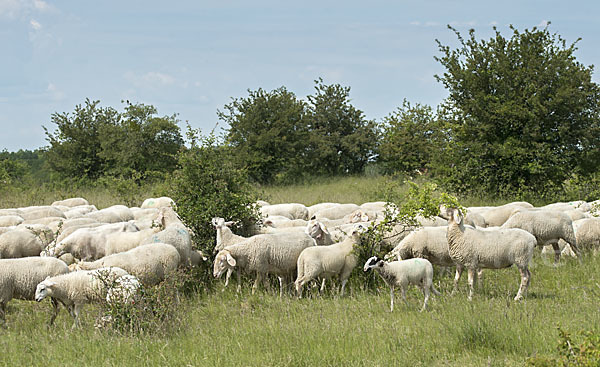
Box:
[551, 242, 561, 264]
[0, 302, 5, 324]
[467, 268, 475, 301]
[235, 269, 241, 293]
[452, 265, 463, 294]
[278, 276, 284, 298]
[389, 286, 395, 312]
[223, 268, 233, 291]
[320, 278, 326, 293]
[514, 267, 530, 301]
[70, 304, 82, 329]
[400, 286, 407, 304]
[340, 279, 348, 297]
[476, 268, 483, 289]
[49, 297, 61, 326]
[421, 285, 430, 312]
[252, 272, 263, 295]
[295, 280, 304, 299]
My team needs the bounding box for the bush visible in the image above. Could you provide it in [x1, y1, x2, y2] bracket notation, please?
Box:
[528, 327, 600, 366]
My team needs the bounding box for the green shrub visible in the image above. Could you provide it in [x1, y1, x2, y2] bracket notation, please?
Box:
[528, 328, 600, 366]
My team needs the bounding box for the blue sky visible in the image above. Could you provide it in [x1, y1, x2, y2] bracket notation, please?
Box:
[1, 0, 599, 151]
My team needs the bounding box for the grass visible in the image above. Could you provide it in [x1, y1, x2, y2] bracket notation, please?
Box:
[1, 175, 598, 365]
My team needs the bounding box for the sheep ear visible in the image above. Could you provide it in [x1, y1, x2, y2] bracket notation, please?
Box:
[264, 219, 274, 227]
[226, 253, 236, 267]
[224, 221, 235, 227]
[310, 215, 316, 220]
[318, 222, 329, 235]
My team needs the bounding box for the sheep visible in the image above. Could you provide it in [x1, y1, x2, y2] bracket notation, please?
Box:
[35, 267, 129, 328]
[85, 205, 134, 223]
[305, 219, 334, 246]
[313, 203, 360, 221]
[212, 217, 247, 253]
[260, 203, 310, 220]
[19, 206, 66, 221]
[0, 228, 46, 258]
[0, 215, 24, 227]
[446, 208, 536, 301]
[359, 201, 388, 212]
[0, 257, 69, 325]
[564, 209, 590, 221]
[70, 243, 180, 286]
[388, 226, 467, 293]
[130, 207, 160, 221]
[501, 208, 580, 263]
[102, 226, 162, 256]
[479, 202, 534, 227]
[141, 197, 176, 209]
[255, 200, 270, 207]
[363, 256, 440, 312]
[557, 217, 600, 253]
[263, 217, 308, 228]
[213, 231, 316, 296]
[63, 205, 98, 219]
[294, 227, 363, 297]
[52, 198, 89, 208]
[43, 222, 140, 260]
[142, 207, 196, 266]
[307, 203, 339, 218]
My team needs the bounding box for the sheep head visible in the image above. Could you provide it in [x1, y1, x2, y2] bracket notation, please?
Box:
[363, 256, 384, 272]
[35, 277, 56, 302]
[213, 250, 236, 278]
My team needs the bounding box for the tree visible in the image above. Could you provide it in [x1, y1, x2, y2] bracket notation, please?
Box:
[306, 78, 378, 176]
[432, 25, 600, 196]
[220, 87, 309, 183]
[378, 100, 441, 175]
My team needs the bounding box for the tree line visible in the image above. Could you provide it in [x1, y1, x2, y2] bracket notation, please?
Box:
[2, 24, 600, 200]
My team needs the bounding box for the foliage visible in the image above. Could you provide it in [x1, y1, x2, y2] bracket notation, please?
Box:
[528, 328, 600, 366]
[44, 99, 183, 180]
[378, 100, 442, 175]
[432, 24, 600, 196]
[0, 152, 29, 185]
[354, 180, 462, 287]
[220, 87, 309, 183]
[167, 126, 260, 257]
[306, 78, 379, 176]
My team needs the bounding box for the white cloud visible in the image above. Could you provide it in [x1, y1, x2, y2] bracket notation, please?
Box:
[125, 71, 177, 89]
[29, 18, 41, 30]
[538, 19, 549, 27]
[424, 21, 439, 27]
[490, 21, 498, 26]
[33, 0, 49, 12]
[0, 0, 22, 18]
[46, 82, 64, 101]
[0, 0, 53, 18]
[409, 21, 421, 26]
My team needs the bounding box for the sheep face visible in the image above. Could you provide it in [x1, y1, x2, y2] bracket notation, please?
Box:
[446, 208, 463, 225]
[347, 210, 369, 223]
[35, 279, 55, 302]
[305, 220, 329, 240]
[363, 256, 384, 272]
[211, 217, 234, 229]
[213, 250, 236, 278]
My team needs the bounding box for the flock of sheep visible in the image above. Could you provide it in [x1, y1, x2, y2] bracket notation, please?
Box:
[0, 196, 599, 328]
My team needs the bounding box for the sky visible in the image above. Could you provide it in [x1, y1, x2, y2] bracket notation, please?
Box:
[1, 0, 599, 151]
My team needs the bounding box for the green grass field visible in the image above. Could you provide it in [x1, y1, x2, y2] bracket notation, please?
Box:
[0, 176, 596, 366]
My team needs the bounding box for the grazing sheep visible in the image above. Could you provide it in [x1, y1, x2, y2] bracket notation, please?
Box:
[305, 219, 334, 246]
[313, 203, 360, 221]
[52, 198, 89, 208]
[0, 228, 45, 258]
[213, 231, 316, 296]
[564, 209, 590, 221]
[479, 202, 534, 227]
[260, 203, 310, 221]
[263, 217, 308, 228]
[446, 208, 536, 301]
[0, 257, 69, 324]
[85, 205, 134, 223]
[502, 208, 580, 263]
[141, 197, 176, 209]
[307, 203, 339, 218]
[363, 256, 440, 312]
[35, 267, 129, 328]
[0, 215, 24, 227]
[130, 207, 160, 221]
[63, 205, 98, 219]
[19, 206, 66, 221]
[70, 243, 180, 286]
[557, 217, 600, 253]
[294, 227, 362, 297]
[143, 207, 195, 266]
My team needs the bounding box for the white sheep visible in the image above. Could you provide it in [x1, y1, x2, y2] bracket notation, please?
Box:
[35, 267, 129, 328]
[212, 217, 247, 253]
[0, 257, 69, 324]
[70, 243, 180, 286]
[313, 203, 360, 221]
[141, 207, 196, 266]
[363, 256, 440, 311]
[51, 198, 90, 208]
[0, 228, 45, 258]
[18, 206, 66, 221]
[479, 202, 534, 227]
[307, 203, 339, 218]
[294, 227, 362, 297]
[0, 215, 24, 227]
[213, 231, 316, 296]
[84, 205, 134, 223]
[446, 208, 536, 301]
[501, 208, 580, 263]
[141, 197, 176, 209]
[305, 219, 334, 246]
[63, 205, 98, 219]
[260, 203, 310, 220]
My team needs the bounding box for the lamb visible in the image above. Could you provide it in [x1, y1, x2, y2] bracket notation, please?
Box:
[70, 243, 180, 286]
[141, 197, 176, 209]
[52, 198, 90, 208]
[363, 256, 440, 311]
[446, 208, 536, 301]
[35, 267, 129, 328]
[260, 203, 310, 220]
[213, 231, 316, 296]
[501, 208, 580, 263]
[212, 217, 247, 253]
[294, 227, 363, 298]
[388, 226, 466, 292]
[0, 228, 45, 258]
[0, 257, 69, 324]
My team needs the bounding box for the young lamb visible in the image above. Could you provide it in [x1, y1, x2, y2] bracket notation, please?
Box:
[70, 243, 180, 286]
[501, 208, 580, 263]
[0, 257, 69, 325]
[35, 267, 129, 328]
[294, 227, 363, 298]
[213, 231, 315, 296]
[363, 256, 440, 312]
[446, 208, 536, 301]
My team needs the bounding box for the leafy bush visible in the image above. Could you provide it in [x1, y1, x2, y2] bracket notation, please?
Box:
[528, 327, 600, 366]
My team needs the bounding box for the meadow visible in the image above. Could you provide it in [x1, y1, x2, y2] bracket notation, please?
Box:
[0, 176, 596, 366]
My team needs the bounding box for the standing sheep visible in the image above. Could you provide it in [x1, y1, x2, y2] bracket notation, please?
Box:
[35, 267, 129, 328]
[446, 208, 536, 301]
[294, 227, 363, 298]
[363, 256, 440, 311]
[0, 257, 69, 324]
[212, 217, 247, 253]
